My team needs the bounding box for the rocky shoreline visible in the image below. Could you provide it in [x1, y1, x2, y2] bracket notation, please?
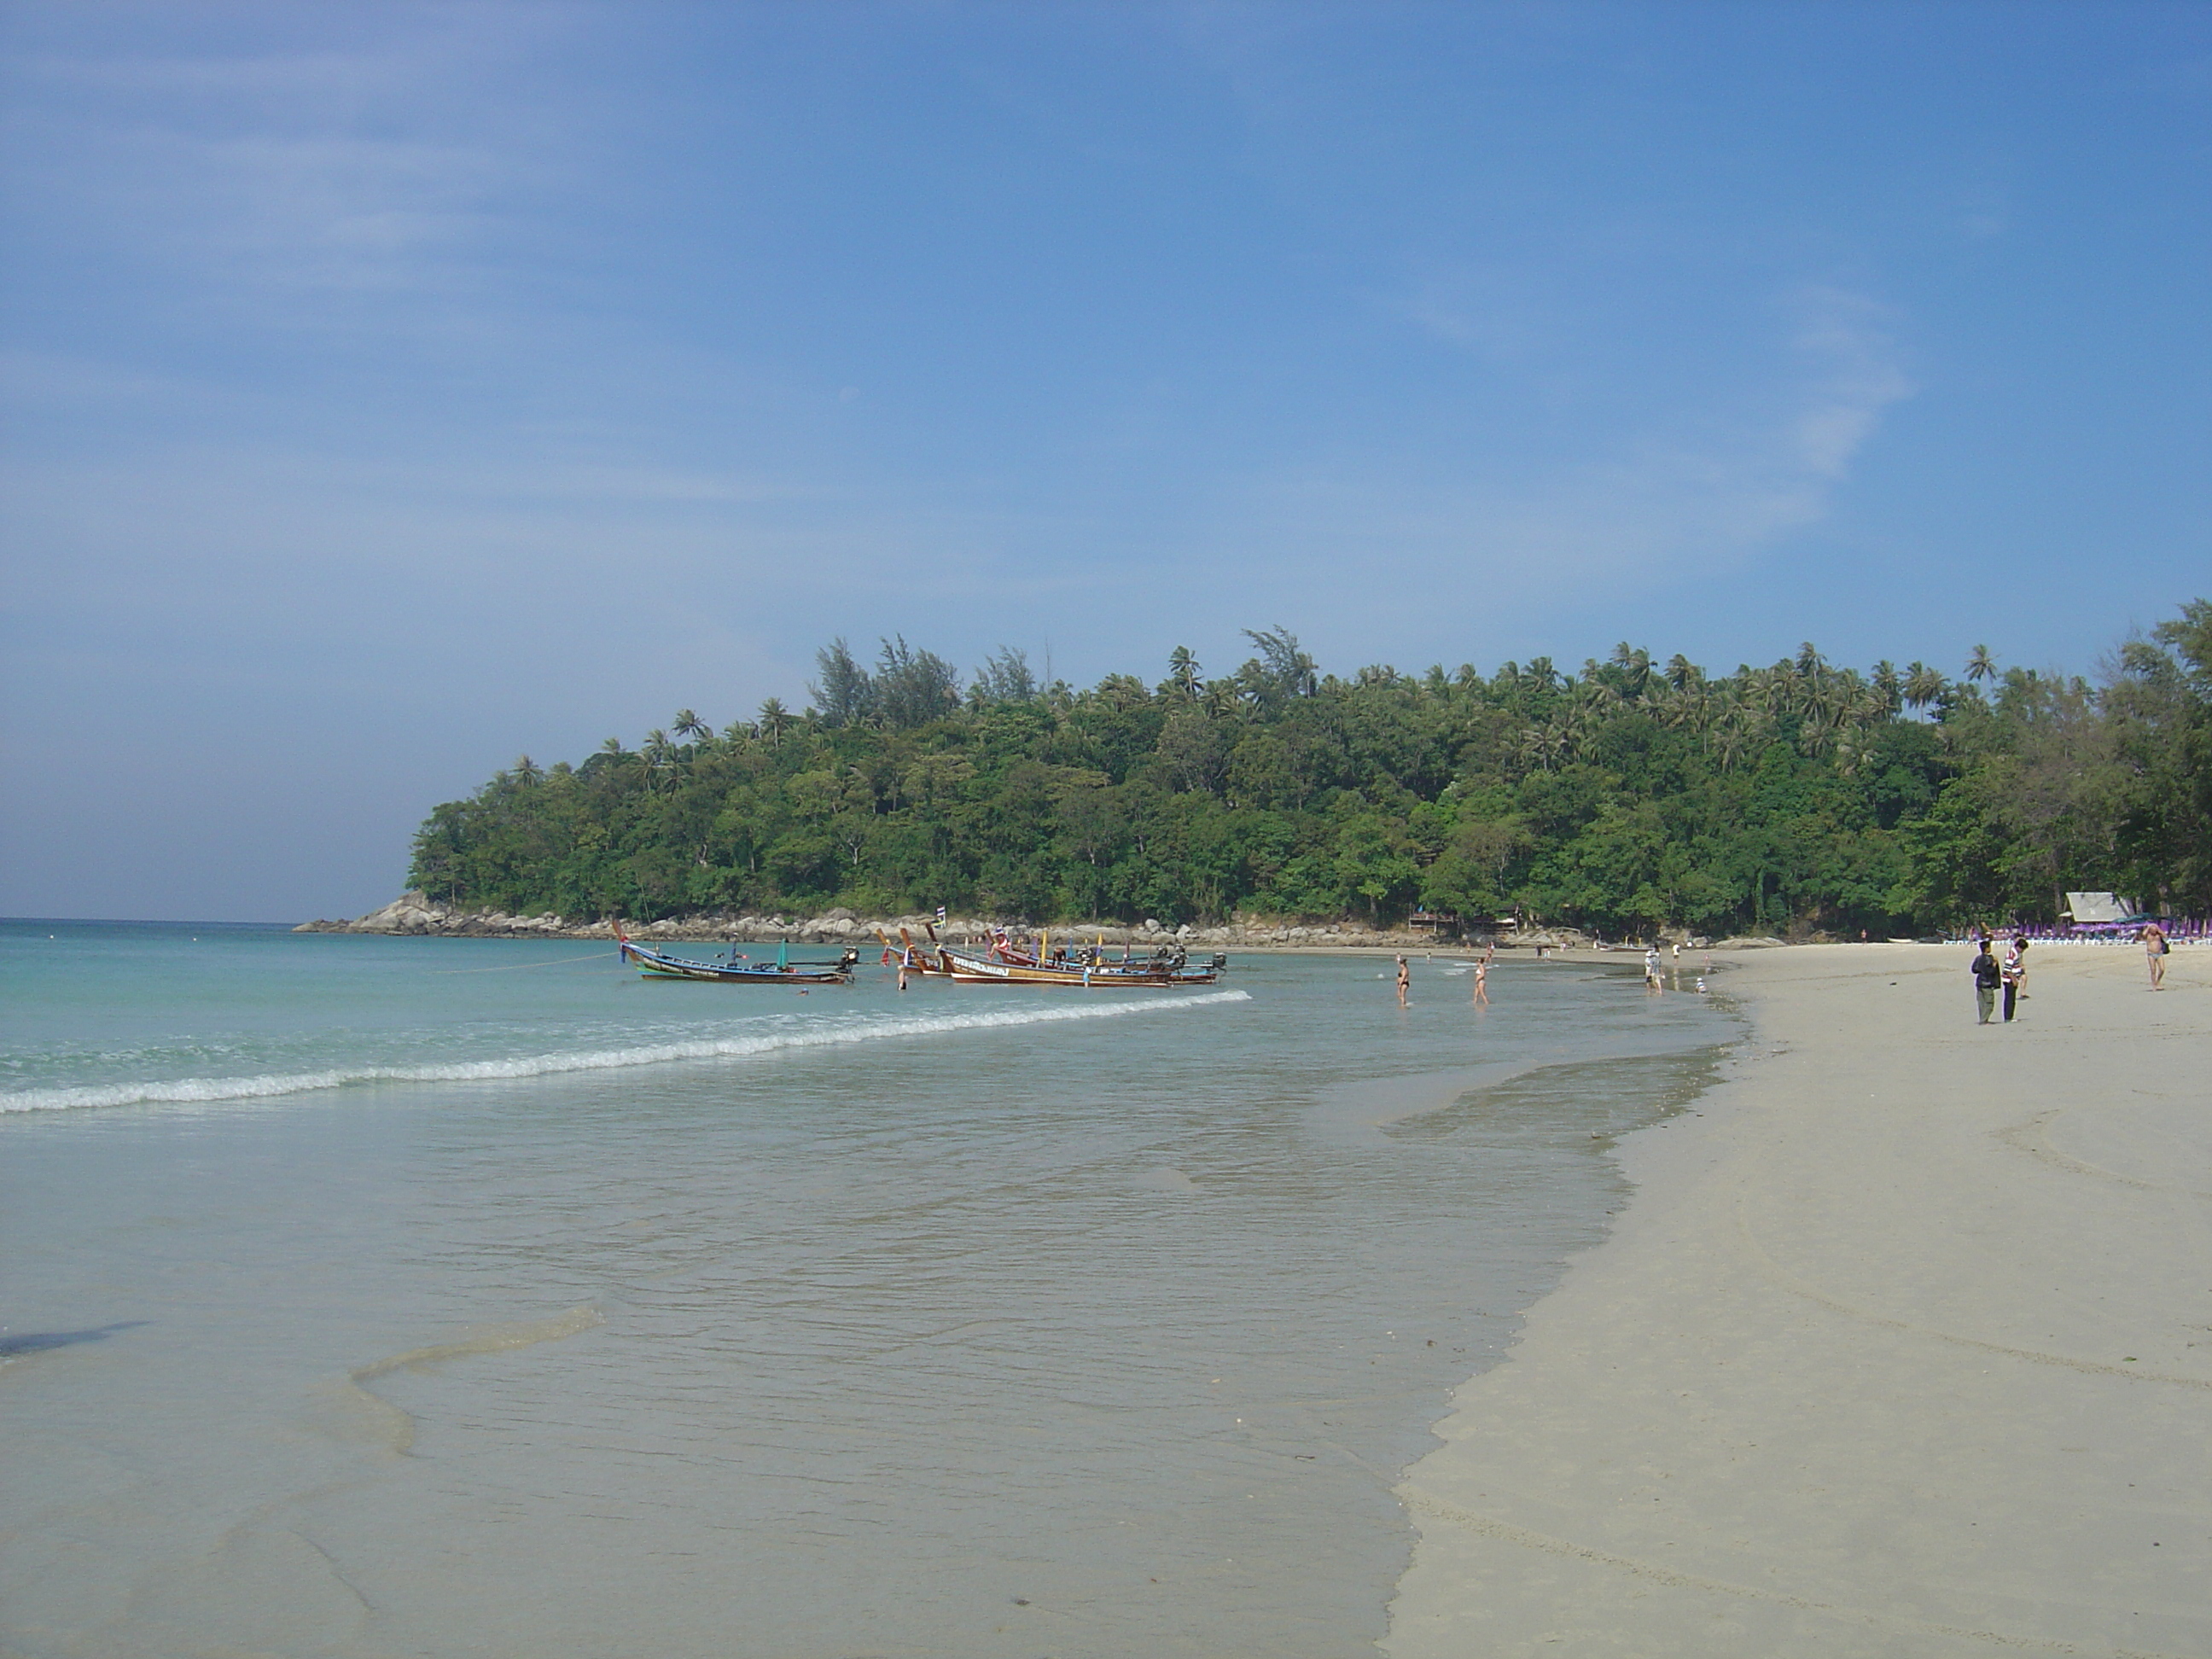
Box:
[293, 891, 1612, 951]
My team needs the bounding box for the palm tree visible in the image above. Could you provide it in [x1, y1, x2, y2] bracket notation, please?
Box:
[672, 709, 709, 744]
[1514, 725, 1562, 772]
[757, 697, 790, 747]
[1561, 687, 1613, 758]
[1845, 680, 1889, 732]
[1714, 718, 1753, 773]
[1664, 652, 1699, 690]
[1609, 642, 1652, 695]
[513, 754, 544, 786]
[1743, 665, 1788, 719]
[1870, 661, 1901, 715]
[1831, 729, 1871, 777]
[1167, 646, 1202, 698]
[1902, 662, 1946, 710]
[1797, 701, 1842, 758]
[1966, 644, 1996, 683]
[643, 730, 676, 791]
[1202, 678, 1245, 721]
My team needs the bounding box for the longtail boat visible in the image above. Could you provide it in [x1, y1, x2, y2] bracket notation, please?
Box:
[614, 923, 858, 984]
[975, 927, 1223, 982]
[879, 926, 956, 976]
[937, 942, 1222, 987]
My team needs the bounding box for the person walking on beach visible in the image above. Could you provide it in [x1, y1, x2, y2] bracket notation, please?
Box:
[1972, 940, 2003, 1024]
[1472, 958, 1490, 1005]
[1395, 955, 1411, 1006]
[2142, 921, 2169, 989]
[1644, 945, 1662, 991]
[2001, 935, 2027, 1022]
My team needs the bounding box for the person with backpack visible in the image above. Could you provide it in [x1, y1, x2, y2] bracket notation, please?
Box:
[1971, 940, 2003, 1024]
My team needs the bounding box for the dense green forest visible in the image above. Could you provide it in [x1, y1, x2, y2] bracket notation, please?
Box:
[408, 601, 2211, 935]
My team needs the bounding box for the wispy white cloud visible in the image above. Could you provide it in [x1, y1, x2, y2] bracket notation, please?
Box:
[1173, 283, 1916, 650]
[5, 7, 579, 307]
[1785, 286, 1914, 480]
[1388, 261, 1557, 360]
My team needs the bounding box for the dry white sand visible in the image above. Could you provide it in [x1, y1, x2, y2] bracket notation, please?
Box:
[1387, 941, 2209, 1657]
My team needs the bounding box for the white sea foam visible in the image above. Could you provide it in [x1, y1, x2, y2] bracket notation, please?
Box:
[0, 990, 1253, 1114]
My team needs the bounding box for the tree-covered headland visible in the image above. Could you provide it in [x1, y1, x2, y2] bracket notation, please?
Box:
[409, 602, 2211, 937]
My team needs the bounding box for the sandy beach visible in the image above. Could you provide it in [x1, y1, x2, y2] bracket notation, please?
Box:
[1388, 941, 2209, 1657]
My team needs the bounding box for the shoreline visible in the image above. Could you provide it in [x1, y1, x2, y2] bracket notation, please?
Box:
[293, 893, 2197, 958]
[291, 890, 1592, 951]
[1384, 940, 2209, 1656]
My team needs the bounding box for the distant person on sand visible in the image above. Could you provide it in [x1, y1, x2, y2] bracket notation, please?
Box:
[1472, 958, 1489, 1005]
[1971, 940, 2003, 1025]
[1395, 955, 1411, 1006]
[2001, 935, 2027, 1022]
[2142, 921, 2169, 989]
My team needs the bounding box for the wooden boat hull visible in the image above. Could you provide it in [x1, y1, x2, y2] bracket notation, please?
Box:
[617, 929, 856, 984]
[881, 928, 956, 975]
[938, 946, 1214, 987]
[629, 956, 852, 984]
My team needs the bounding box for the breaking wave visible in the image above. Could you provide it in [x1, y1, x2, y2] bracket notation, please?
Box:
[0, 990, 1251, 1114]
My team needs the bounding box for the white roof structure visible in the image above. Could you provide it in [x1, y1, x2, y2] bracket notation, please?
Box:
[2063, 892, 2135, 923]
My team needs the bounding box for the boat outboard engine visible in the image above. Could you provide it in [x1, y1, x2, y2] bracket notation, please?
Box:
[1206, 952, 1228, 972]
[837, 947, 859, 970]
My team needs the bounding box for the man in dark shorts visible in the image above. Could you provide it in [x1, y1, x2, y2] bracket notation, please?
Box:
[2001, 935, 2028, 1022]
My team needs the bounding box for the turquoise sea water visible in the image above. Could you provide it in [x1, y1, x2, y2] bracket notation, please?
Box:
[1, 920, 1732, 1657]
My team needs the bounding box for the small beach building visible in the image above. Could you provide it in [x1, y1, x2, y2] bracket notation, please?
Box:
[2063, 892, 2138, 924]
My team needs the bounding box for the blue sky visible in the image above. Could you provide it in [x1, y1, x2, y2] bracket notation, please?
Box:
[3, 2, 2206, 920]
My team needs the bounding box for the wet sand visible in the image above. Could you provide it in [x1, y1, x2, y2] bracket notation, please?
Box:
[1387, 941, 2210, 1657]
